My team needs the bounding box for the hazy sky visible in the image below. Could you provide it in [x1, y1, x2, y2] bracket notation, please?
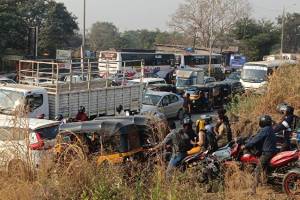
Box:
[57, 0, 300, 31]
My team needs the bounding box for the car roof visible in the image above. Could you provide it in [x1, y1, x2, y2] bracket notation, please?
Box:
[0, 114, 60, 130]
[129, 78, 165, 83]
[145, 90, 175, 96]
[60, 117, 150, 136]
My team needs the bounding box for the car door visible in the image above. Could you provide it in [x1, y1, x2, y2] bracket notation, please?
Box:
[168, 94, 181, 118]
[160, 95, 172, 118]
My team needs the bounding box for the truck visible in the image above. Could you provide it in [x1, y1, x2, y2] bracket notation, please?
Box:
[0, 60, 143, 119]
[175, 68, 204, 94]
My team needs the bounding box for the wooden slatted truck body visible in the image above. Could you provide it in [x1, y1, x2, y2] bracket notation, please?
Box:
[0, 60, 143, 119]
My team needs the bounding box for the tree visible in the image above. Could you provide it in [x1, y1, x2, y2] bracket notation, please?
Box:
[0, 0, 27, 55]
[231, 18, 280, 60]
[278, 12, 300, 53]
[169, 0, 250, 48]
[38, 1, 78, 57]
[87, 22, 120, 51]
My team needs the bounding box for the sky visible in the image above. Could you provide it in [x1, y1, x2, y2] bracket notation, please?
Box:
[57, 0, 300, 31]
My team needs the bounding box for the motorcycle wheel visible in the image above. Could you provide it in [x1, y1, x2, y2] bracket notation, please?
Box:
[282, 171, 300, 196]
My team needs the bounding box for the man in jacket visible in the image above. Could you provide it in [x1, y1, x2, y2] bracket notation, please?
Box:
[244, 115, 277, 194]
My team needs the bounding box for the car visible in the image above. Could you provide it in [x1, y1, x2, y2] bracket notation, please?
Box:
[141, 91, 184, 119]
[203, 76, 216, 84]
[127, 78, 166, 88]
[225, 71, 241, 81]
[0, 114, 60, 171]
[0, 77, 16, 84]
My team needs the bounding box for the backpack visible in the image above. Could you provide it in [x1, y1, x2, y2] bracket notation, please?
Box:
[204, 129, 218, 152]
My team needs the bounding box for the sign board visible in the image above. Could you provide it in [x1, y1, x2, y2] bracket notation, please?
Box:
[56, 50, 72, 60]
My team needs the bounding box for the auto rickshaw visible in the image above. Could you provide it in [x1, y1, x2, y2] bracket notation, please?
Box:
[184, 83, 224, 112]
[56, 116, 159, 165]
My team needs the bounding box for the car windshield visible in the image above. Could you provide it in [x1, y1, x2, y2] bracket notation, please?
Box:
[148, 80, 166, 85]
[0, 89, 24, 111]
[143, 94, 162, 105]
[176, 79, 192, 87]
[226, 72, 241, 80]
[241, 69, 267, 82]
[186, 87, 199, 95]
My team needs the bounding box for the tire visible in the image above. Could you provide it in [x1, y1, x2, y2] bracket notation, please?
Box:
[177, 109, 184, 120]
[282, 171, 300, 196]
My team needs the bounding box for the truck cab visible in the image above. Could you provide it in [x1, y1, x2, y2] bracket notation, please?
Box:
[0, 84, 49, 119]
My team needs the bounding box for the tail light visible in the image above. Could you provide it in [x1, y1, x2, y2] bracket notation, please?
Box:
[29, 132, 44, 150]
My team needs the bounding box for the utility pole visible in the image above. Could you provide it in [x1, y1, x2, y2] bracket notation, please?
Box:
[208, 0, 214, 77]
[280, 6, 285, 60]
[35, 26, 38, 59]
[81, 0, 86, 73]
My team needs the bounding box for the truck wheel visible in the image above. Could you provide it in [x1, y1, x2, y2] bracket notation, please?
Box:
[177, 109, 184, 120]
[283, 171, 300, 196]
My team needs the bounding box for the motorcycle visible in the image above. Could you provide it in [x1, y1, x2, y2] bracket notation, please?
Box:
[230, 138, 300, 195]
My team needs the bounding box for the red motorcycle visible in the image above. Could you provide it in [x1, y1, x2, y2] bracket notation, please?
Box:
[230, 139, 300, 196]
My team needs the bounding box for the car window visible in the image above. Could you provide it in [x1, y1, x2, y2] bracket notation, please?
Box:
[161, 96, 170, 105]
[26, 94, 43, 110]
[169, 94, 179, 104]
[35, 125, 59, 139]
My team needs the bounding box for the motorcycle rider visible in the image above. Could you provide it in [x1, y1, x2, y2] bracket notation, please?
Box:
[75, 106, 89, 122]
[214, 109, 232, 148]
[55, 114, 66, 125]
[243, 115, 277, 194]
[273, 105, 296, 151]
[151, 117, 196, 177]
[196, 115, 218, 152]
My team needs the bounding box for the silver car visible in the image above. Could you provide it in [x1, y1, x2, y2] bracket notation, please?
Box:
[141, 91, 184, 119]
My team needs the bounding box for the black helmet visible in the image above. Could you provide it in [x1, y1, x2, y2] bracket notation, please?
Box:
[200, 114, 212, 124]
[285, 106, 294, 115]
[79, 106, 85, 113]
[183, 117, 193, 125]
[259, 115, 272, 128]
[55, 114, 63, 121]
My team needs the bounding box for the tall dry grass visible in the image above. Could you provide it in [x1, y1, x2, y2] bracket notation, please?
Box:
[1, 65, 299, 200]
[228, 64, 300, 137]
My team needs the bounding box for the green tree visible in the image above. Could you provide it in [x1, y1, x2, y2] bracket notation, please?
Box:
[0, 0, 27, 55]
[38, 1, 78, 57]
[88, 22, 120, 51]
[278, 12, 300, 53]
[231, 18, 280, 61]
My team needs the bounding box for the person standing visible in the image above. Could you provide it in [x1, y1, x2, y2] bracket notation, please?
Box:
[214, 109, 232, 148]
[183, 93, 192, 117]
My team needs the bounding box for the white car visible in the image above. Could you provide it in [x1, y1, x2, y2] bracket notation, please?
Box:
[0, 77, 16, 84]
[141, 91, 184, 119]
[0, 114, 60, 171]
[127, 78, 166, 88]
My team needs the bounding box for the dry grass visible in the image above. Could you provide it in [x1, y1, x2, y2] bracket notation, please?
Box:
[0, 65, 299, 199]
[229, 64, 300, 137]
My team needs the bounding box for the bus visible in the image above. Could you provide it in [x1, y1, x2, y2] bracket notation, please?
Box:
[98, 50, 175, 77]
[176, 53, 225, 80]
[229, 54, 246, 70]
[240, 60, 287, 90]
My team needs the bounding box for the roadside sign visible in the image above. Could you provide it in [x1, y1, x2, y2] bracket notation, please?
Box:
[56, 50, 72, 60]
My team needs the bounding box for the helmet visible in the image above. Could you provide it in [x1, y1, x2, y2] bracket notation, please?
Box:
[78, 106, 85, 113]
[276, 103, 294, 115]
[259, 115, 272, 128]
[55, 114, 63, 121]
[285, 106, 294, 115]
[183, 117, 193, 125]
[200, 114, 212, 124]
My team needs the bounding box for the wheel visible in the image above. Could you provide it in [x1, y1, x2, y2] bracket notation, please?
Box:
[177, 109, 184, 120]
[282, 171, 300, 196]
